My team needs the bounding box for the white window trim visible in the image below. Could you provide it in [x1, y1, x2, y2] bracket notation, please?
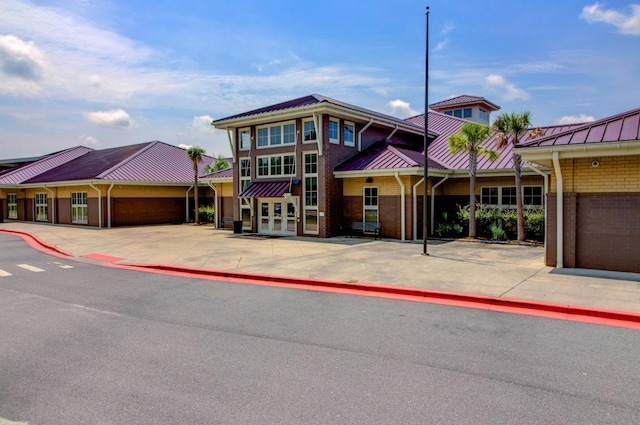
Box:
[303, 151, 319, 235]
[329, 118, 339, 144]
[302, 118, 317, 144]
[35, 193, 47, 221]
[71, 192, 88, 224]
[363, 186, 379, 224]
[239, 157, 251, 192]
[344, 121, 355, 147]
[256, 154, 296, 178]
[239, 128, 251, 151]
[480, 185, 544, 209]
[7, 193, 17, 219]
[256, 120, 296, 149]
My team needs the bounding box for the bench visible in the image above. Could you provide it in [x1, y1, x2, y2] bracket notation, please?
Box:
[347, 222, 381, 240]
[220, 217, 234, 230]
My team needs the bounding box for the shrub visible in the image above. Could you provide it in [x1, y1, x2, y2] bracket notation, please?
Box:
[435, 211, 463, 237]
[454, 204, 545, 242]
[490, 225, 507, 240]
[198, 205, 216, 223]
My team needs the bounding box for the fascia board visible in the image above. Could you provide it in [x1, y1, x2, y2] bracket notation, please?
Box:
[518, 140, 640, 163]
[334, 168, 449, 179]
[17, 180, 199, 188]
[200, 177, 233, 183]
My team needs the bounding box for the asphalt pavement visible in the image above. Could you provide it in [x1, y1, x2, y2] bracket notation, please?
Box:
[1, 221, 639, 316]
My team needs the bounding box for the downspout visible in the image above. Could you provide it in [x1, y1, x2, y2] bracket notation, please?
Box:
[394, 172, 406, 241]
[358, 118, 374, 151]
[208, 182, 218, 228]
[552, 151, 563, 268]
[412, 177, 424, 240]
[386, 125, 399, 141]
[313, 114, 323, 157]
[430, 176, 449, 235]
[107, 183, 115, 228]
[88, 183, 102, 228]
[185, 185, 193, 222]
[42, 185, 56, 224]
[227, 129, 237, 163]
[527, 162, 549, 248]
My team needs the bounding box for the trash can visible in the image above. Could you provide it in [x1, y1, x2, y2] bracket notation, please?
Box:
[233, 220, 243, 234]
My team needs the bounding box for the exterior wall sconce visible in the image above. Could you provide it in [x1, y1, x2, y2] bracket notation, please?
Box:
[592, 160, 600, 167]
[365, 177, 373, 183]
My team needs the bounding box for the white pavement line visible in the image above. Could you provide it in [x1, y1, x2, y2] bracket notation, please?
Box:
[53, 261, 73, 269]
[0, 269, 12, 277]
[17, 264, 45, 273]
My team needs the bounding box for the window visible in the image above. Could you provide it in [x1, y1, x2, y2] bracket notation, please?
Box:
[239, 128, 251, 150]
[7, 194, 17, 219]
[479, 109, 489, 122]
[445, 111, 453, 116]
[363, 187, 379, 224]
[257, 121, 296, 148]
[240, 158, 251, 192]
[453, 109, 462, 118]
[481, 186, 543, 208]
[344, 121, 355, 147]
[524, 186, 543, 206]
[303, 119, 316, 142]
[35, 193, 47, 221]
[329, 119, 339, 144]
[257, 155, 295, 177]
[71, 192, 88, 224]
[463, 108, 472, 118]
[303, 152, 319, 234]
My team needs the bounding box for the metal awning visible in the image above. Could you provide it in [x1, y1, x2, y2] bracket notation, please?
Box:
[239, 180, 291, 198]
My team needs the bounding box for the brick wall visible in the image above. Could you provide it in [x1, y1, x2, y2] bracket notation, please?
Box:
[551, 155, 640, 193]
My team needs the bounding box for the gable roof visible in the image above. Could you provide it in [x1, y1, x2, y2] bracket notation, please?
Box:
[429, 95, 500, 112]
[212, 94, 429, 136]
[335, 140, 447, 173]
[518, 107, 640, 148]
[0, 146, 94, 185]
[17, 142, 213, 185]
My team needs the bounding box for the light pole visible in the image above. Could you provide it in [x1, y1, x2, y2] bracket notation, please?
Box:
[422, 6, 430, 256]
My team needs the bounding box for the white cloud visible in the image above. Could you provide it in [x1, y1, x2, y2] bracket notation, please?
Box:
[557, 114, 596, 125]
[192, 115, 215, 133]
[581, 3, 640, 35]
[83, 109, 133, 129]
[435, 39, 449, 52]
[387, 99, 419, 118]
[80, 135, 100, 146]
[0, 34, 45, 80]
[442, 22, 455, 35]
[485, 74, 530, 101]
[178, 144, 192, 150]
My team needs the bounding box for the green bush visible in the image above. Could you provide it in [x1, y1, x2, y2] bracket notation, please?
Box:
[435, 211, 463, 237]
[198, 205, 216, 223]
[454, 204, 545, 242]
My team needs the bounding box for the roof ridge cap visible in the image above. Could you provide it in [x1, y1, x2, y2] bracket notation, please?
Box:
[387, 144, 420, 166]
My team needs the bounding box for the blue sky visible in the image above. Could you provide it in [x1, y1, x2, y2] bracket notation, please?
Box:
[1, 0, 639, 160]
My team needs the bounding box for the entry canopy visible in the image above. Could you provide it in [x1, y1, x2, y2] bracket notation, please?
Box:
[239, 180, 291, 198]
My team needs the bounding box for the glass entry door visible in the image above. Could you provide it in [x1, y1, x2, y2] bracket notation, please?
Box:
[258, 198, 297, 235]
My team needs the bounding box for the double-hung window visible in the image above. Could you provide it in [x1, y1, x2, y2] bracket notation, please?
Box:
[303, 119, 316, 143]
[239, 158, 251, 192]
[35, 193, 47, 221]
[481, 186, 543, 208]
[71, 192, 88, 224]
[257, 122, 296, 148]
[239, 128, 251, 150]
[363, 187, 379, 224]
[344, 121, 355, 147]
[257, 155, 296, 177]
[329, 118, 339, 144]
[303, 152, 318, 234]
[7, 194, 17, 219]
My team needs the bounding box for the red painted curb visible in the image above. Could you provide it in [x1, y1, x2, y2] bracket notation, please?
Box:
[118, 263, 640, 330]
[0, 229, 74, 258]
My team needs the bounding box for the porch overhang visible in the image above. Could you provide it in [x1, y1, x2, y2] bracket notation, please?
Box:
[239, 180, 291, 198]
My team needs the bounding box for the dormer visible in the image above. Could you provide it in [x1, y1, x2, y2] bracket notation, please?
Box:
[429, 95, 500, 125]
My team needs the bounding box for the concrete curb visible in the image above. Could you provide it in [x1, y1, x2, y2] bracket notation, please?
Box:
[0, 229, 74, 258]
[118, 263, 640, 330]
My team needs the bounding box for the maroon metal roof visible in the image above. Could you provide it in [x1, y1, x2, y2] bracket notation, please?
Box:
[201, 166, 233, 179]
[335, 140, 447, 172]
[429, 95, 500, 112]
[518, 107, 640, 148]
[0, 146, 93, 184]
[213, 94, 424, 132]
[21, 142, 214, 184]
[239, 180, 291, 197]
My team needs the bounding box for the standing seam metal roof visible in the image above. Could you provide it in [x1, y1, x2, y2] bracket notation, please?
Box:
[0, 146, 94, 184]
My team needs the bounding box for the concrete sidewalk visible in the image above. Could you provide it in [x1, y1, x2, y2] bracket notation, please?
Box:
[1, 222, 639, 314]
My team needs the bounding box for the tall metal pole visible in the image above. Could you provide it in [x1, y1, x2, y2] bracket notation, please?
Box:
[422, 6, 430, 255]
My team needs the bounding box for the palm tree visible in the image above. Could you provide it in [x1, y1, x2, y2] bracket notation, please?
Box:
[492, 111, 532, 241]
[186, 146, 205, 224]
[204, 154, 229, 173]
[448, 122, 499, 238]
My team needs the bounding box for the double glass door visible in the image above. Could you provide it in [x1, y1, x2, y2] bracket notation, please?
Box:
[259, 199, 297, 235]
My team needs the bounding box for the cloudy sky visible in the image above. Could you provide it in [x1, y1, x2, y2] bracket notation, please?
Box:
[1, 0, 639, 160]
